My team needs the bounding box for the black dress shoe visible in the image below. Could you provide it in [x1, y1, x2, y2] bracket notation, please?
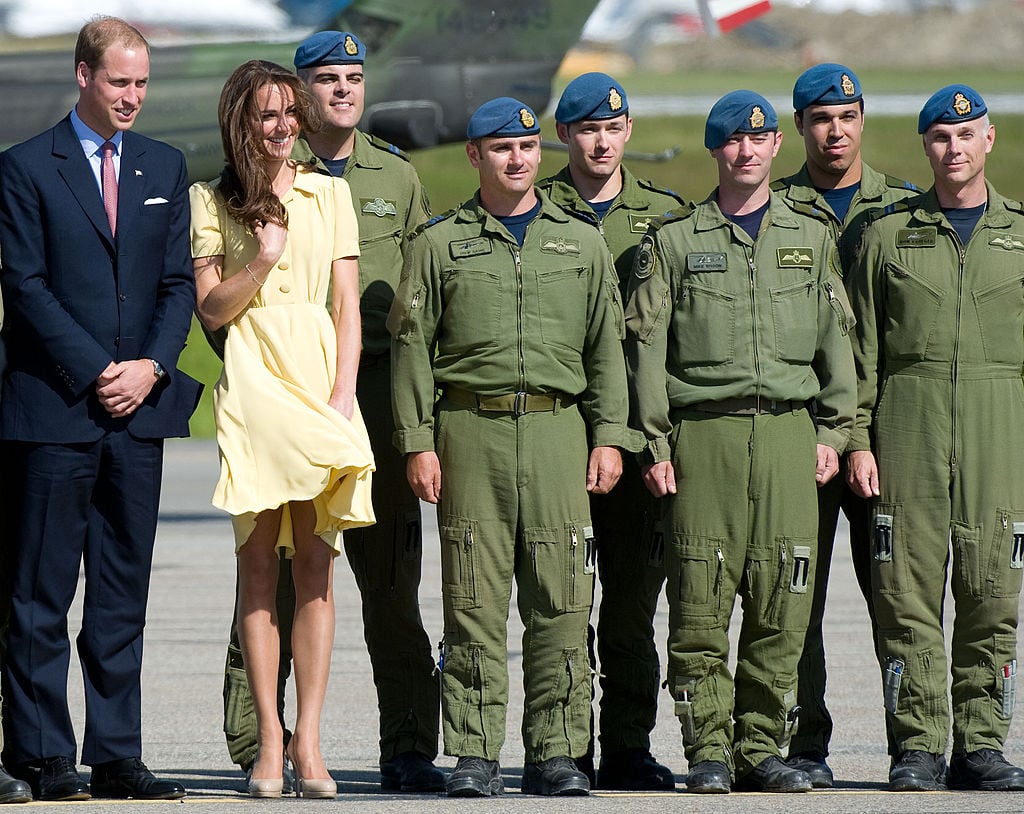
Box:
[686, 760, 731, 793]
[888, 750, 947, 791]
[573, 754, 596, 788]
[0, 765, 32, 804]
[597, 748, 675, 790]
[948, 749, 1024, 791]
[446, 757, 503, 797]
[786, 751, 834, 788]
[90, 757, 186, 800]
[11, 756, 90, 801]
[380, 751, 445, 792]
[521, 756, 589, 796]
[734, 755, 812, 793]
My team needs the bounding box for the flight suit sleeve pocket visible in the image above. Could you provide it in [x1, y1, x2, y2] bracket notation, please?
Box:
[523, 522, 594, 614]
[624, 274, 670, 345]
[386, 279, 425, 343]
[440, 517, 480, 610]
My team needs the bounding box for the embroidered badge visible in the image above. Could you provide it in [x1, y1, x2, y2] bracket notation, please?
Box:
[686, 252, 727, 272]
[629, 214, 652, 234]
[449, 237, 492, 258]
[750, 106, 765, 129]
[540, 237, 580, 256]
[519, 108, 535, 129]
[895, 227, 937, 248]
[777, 247, 814, 267]
[609, 87, 623, 112]
[633, 236, 656, 279]
[344, 35, 359, 55]
[990, 235, 1024, 252]
[953, 92, 971, 117]
[841, 74, 856, 97]
[361, 197, 398, 217]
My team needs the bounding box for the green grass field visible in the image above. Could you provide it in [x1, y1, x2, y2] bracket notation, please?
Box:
[179, 109, 1024, 438]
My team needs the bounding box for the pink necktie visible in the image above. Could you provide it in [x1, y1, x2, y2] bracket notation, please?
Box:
[101, 140, 117, 236]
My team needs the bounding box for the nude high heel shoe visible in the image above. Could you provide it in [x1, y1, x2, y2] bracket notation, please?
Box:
[246, 752, 284, 798]
[287, 748, 337, 799]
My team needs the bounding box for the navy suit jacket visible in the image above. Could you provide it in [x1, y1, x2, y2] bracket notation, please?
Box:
[0, 115, 201, 442]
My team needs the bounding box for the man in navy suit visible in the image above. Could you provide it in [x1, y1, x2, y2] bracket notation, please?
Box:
[0, 16, 200, 801]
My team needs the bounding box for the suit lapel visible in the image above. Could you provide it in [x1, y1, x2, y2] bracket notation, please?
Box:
[116, 131, 147, 241]
[53, 117, 114, 248]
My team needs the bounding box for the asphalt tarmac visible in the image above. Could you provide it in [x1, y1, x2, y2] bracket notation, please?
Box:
[47, 438, 1024, 812]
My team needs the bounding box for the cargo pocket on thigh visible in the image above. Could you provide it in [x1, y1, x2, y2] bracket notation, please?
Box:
[441, 517, 480, 610]
[524, 522, 594, 613]
[986, 510, 1024, 599]
[671, 534, 722, 629]
[746, 537, 792, 631]
[871, 502, 910, 596]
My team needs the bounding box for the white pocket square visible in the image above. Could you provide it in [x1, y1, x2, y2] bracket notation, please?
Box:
[144, 197, 169, 205]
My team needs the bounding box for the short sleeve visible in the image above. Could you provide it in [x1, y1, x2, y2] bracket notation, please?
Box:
[189, 181, 225, 259]
[331, 177, 360, 261]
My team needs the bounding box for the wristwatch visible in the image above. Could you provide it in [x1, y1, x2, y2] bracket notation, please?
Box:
[150, 359, 167, 380]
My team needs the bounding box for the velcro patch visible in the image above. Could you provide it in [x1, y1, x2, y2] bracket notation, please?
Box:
[629, 214, 653, 234]
[686, 252, 727, 272]
[360, 197, 398, 217]
[449, 237, 492, 258]
[990, 234, 1024, 252]
[540, 237, 581, 256]
[633, 235, 656, 278]
[777, 247, 814, 267]
[896, 227, 937, 248]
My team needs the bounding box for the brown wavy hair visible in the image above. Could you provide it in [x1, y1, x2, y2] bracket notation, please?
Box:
[216, 60, 322, 228]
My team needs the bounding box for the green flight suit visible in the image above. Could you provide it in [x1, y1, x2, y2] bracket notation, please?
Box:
[388, 189, 630, 763]
[847, 183, 1024, 756]
[772, 163, 918, 758]
[540, 165, 685, 757]
[625, 192, 856, 778]
[222, 132, 438, 768]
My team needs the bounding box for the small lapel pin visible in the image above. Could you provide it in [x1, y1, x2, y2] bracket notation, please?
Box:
[135, 169, 143, 176]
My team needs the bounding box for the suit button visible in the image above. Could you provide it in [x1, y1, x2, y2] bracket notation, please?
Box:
[114, 336, 120, 345]
[279, 283, 291, 294]
[119, 293, 127, 301]
[278, 261, 289, 270]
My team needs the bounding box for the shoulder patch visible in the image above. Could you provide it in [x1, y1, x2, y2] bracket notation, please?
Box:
[366, 132, 412, 162]
[633, 235, 657, 279]
[449, 237, 492, 258]
[895, 226, 937, 248]
[629, 213, 655, 234]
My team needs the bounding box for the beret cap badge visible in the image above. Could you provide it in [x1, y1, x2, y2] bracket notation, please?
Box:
[750, 106, 765, 129]
[609, 87, 623, 111]
[344, 35, 359, 56]
[953, 92, 972, 117]
[841, 74, 856, 97]
[519, 108, 535, 129]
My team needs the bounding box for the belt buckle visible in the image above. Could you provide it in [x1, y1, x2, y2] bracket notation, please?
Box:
[513, 392, 527, 416]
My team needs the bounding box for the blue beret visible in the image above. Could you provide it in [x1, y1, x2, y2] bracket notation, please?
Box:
[704, 90, 778, 150]
[554, 72, 628, 124]
[294, 31, 365, 69]
[466, 97, 540, 140]
[793, 63, 862, 111]
[918, 84, 988, 133]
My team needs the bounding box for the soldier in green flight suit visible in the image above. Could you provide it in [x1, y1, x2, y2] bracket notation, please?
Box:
[538, 71, 684, 792]
[846, 84, 1024, 793]
[625, 91, 856, 795]
[388, 97, 630, 798]
[220, 31, 443, 793]
[771, 63, 919, 787]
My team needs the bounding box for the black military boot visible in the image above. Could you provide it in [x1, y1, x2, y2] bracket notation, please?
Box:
[597, 748, 674, 790]
[733, 755, 812, 793]
[888, 750, 947, 791]
[685, 760, 731, 794]
[445, 757, 502, 797]
[521, 756, 589, 796]
[786, 751, 834, 788]
[948, 749, 1024, 791]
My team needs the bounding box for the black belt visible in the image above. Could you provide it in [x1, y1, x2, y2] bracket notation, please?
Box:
[688, 397, 803, 416]
[445, 386, 575, 416]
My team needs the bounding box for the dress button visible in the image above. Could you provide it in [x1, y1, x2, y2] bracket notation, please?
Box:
[279, 283, 291, 294]
[278, 261, 290, 270]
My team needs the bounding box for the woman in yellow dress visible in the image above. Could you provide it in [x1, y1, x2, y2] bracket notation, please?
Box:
[190, 60, 374, 798]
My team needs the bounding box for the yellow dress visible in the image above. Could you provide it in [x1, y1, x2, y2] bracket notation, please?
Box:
[189, 167, 375, 555]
